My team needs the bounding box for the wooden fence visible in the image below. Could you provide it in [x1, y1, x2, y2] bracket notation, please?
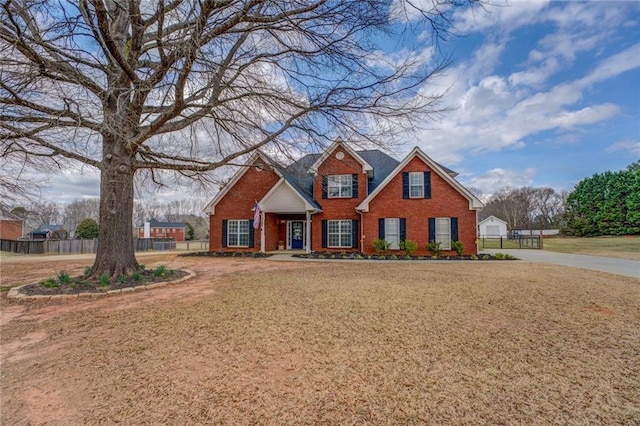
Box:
[0, 238, 178, 255]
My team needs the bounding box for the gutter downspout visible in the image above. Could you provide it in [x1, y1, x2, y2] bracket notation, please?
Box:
[357, 209, 365, 254]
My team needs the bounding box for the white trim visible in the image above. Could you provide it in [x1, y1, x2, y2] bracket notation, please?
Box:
[305, 211, 312, 253]
[308, 139, 373, 176]
[259, 178, 319, 213]
[356, 146, 484, 212]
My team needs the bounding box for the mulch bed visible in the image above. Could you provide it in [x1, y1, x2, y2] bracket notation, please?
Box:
[179, 251, 272, 258]
[293, 252, 514, 260]
[15, 269, 190, 296]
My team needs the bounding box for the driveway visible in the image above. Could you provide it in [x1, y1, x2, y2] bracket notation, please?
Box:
[482, 249, 640, 279]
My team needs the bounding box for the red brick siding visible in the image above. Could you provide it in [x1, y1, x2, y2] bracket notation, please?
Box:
[209, 163, 280, 252]
[137, 228, 185, 241]
[0, 220, 23, 240]
[362, 157, 478, 255]
[312, 149, 367, 252]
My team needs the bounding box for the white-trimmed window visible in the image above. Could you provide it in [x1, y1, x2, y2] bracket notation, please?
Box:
[327, 175, 353, 198]
[227, 219, 250, 247]
[385, 218, 400, 249]
[328, 220, 352, 247]
[409, 172, 424, 198]
[435, 217, 451, 249]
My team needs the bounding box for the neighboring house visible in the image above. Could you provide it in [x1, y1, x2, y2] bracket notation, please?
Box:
[28, 224, 67, 239]
[205, 140, 484, 255]
[479, 215, 508, 237]
[0, 208, 25, 240]
[137, 219, 186, 242]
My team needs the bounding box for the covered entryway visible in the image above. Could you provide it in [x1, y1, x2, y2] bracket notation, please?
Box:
[258, 178, 321, 253]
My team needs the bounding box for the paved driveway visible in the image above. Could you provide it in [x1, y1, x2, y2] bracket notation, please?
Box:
[483, 249, 640, 279]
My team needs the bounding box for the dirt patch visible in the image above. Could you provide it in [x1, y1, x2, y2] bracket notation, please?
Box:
[1, 256, 639, 424]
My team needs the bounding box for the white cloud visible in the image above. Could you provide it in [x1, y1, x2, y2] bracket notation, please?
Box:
[606, 140, 640, 157]
[460, 167, 536, 195]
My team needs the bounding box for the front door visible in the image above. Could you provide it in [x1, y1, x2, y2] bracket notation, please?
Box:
[290, 221, 305, 249]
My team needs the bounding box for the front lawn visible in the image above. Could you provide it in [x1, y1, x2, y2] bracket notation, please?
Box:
[1, 258, 639, 424]
[543, 236, 640, 260]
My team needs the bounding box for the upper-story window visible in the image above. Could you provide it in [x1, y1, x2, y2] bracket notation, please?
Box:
[409, 172, 424, 198]
[328, 174, 353, 198]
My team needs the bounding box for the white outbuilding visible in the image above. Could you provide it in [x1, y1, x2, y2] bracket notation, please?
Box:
[479, 215, 508, 237]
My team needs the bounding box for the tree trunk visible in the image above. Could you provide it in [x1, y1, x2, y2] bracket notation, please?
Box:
[91, 134, 138, 278]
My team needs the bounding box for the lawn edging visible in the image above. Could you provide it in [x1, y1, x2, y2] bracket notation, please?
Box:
[7, 269, 196, 301]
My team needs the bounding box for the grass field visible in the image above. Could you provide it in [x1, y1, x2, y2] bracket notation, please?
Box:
[543, 236, 640, 260]
[1, 256, 639, 424]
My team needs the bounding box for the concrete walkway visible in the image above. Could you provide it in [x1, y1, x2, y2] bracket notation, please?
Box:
[483, 249, 640, 279]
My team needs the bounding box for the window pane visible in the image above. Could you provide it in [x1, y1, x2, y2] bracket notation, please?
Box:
[385, 218, 399, 249]
[409, 172, 423, 197]
[327, 175, 352, 198]
[328, 220, 351, 247]
[435, 218, 450, 249]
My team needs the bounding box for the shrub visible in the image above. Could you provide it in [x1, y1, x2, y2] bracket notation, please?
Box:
[119, 275, 127, 284]
[41, 278, 59, 288]
[132, 271, 141, 281]
[470, 255, 478, 260]
[372, 239, 391, 255]
[399, 239, 417, 256]
[75, 218, 99, 239]
[451, 241, 465, 256]
[153, 265, 167, 278]
[482, 254, 490, 260]
[494, 252, 505, 260]
[426, 241, 443, 258]
[99, 274, 109, 287]
[56, 270, 71, 284]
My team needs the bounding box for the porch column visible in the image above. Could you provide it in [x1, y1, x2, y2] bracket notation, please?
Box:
[305, 211, 311, 254]
[260, 210, 266, 253]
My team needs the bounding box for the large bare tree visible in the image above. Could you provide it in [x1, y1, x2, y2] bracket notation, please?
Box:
[1, 0, 483, 278]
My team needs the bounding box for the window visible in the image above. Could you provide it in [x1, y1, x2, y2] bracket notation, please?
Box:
[385, 218, 400, 249]
[327, 175, 352, 198]
[227, 219, 250, 247]
[328, 220, 352, 247]
[409, 172, 424, 198]
[435, 218, 451, 249]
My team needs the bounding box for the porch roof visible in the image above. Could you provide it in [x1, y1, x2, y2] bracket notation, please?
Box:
[259, 178, 322, 214]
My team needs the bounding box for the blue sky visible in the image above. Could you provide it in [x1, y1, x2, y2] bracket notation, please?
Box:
[43, 0, 640, 204]
[411, 0, 640, 196]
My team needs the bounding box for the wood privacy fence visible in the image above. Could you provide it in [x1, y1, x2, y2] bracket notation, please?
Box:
[0, 238, 177, 255]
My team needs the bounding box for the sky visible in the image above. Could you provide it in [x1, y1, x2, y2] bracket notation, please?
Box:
[39, 0, 640, 205]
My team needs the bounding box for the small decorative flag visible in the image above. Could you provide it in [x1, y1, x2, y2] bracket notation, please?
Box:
[253, 201, 261, 229]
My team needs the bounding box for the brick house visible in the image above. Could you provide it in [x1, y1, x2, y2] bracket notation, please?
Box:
[0, 208, 24, 240]
[137, 219, 186, 242]
[205, 140, 483, 255]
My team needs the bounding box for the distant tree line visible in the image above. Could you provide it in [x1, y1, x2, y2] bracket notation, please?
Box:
[564, 161, 640, 236]
[480, 186, 567, 231]
[9, 198, 209, 240]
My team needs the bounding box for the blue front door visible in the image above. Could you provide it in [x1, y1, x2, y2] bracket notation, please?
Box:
[290, 221, 304, 249]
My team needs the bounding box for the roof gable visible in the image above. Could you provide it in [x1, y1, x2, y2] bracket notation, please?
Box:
[357, 147, 483, 211]
[203, 152, 276, 214]
[479, 215, 507, 226]
[308, 139, 373, 176]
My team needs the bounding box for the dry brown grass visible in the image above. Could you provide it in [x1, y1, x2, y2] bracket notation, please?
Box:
[1, 256, 639, 424]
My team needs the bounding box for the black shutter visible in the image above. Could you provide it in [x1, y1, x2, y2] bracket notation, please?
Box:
[402, 172, 409, 199]
[351, 219, 359, 248]
[249, 219, 255, 248]
[378, 218, 385, 239]
[424, 171, 431, 199]
[322, 176, 328, 199]
[322, 220, 327, 248]
[222, 220, 228, 247]
[352, 174, 358, 199]
[400, 218, 407, 242]
[451, 217, 459, 242]
[428, 217, 435, 242]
